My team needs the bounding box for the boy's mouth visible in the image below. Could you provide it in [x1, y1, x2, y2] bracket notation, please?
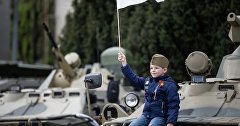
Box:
[151, 73, 157, 76]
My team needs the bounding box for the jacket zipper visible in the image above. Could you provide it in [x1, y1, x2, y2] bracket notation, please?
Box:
[154, 84, 159, 100]
[162, 101, 164, 113]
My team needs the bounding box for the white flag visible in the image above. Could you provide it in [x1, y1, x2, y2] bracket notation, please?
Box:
[117, 0, 164, 10]
[155, 0, 164, 2]
[117, 0, 147, 9]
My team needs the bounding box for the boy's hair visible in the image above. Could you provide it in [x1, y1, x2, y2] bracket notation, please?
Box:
[150, 54, 169, 68]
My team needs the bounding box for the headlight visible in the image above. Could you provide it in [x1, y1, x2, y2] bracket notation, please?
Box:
[124, 93, 139, 108]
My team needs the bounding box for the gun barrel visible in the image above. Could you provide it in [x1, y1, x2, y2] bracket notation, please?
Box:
[42, 23, 75, 79]
[227, 13, 240, 26]
[227, 13, 240, 43]
[42, 23, 58, 49]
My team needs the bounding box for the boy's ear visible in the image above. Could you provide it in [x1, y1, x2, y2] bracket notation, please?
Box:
[163, 68, 168, 73]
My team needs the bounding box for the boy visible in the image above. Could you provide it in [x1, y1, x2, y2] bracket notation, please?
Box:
[118, 52, 180, 126]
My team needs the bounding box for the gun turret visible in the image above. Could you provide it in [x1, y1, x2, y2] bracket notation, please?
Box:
[42, 23, 75, 80]
[227, 12, 240, 43]
[216, 13, 240, 79]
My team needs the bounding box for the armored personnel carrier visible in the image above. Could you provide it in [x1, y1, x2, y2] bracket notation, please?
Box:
[0, 23, 113, 126]
[99, 12, 240, 126]
[0, 23, 145, 125]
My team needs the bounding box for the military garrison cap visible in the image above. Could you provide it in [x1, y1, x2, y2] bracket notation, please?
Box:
[150, 54, 169, 68]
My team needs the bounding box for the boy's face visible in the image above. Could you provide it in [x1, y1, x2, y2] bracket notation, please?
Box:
[150, 64, 167, 78]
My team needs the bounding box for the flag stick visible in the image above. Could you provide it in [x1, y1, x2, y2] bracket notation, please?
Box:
[117, 8, 121, 53]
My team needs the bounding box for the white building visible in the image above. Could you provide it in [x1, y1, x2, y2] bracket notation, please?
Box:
[54, 0, 74, 42]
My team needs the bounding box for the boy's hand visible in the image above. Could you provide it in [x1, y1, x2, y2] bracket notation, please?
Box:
[118, 51, 127, 66]
[167, 123, 174, 126]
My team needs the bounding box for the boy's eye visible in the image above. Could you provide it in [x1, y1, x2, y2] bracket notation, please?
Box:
[151, 67, 158, 70]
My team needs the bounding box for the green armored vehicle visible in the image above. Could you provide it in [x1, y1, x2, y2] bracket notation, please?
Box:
[98, 12, 240, 126]
[101, 47, 144, 107]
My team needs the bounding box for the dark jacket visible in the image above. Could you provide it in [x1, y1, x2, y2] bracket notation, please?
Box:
[121, 64, 180, 124]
